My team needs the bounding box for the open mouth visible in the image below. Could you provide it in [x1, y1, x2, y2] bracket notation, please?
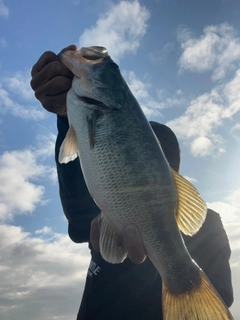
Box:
[80, 46, 108, 61]
[79, 96, 108, 109]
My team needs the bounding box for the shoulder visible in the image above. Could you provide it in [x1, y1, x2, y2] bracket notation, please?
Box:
[184, 208, 231, 259]
[201, 208, 230, 246]
[203, 208, 224, 233]
[196, 208, 228, 241]
[184, 208, 233, 307]
[205, 208, 222, 223]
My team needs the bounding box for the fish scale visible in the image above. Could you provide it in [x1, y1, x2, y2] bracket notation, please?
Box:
[59, 46, 234, 320]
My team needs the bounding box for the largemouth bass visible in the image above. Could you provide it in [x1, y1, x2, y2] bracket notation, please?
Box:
[59, 46, 233, 320]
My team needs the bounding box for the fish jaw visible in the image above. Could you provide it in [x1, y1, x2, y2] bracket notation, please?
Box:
[59, 46, 109, 76]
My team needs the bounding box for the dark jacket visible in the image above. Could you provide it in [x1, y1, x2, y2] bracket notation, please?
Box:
[55, 115, 233, 319]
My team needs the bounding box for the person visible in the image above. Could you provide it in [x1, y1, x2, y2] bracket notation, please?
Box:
[31, 45, 234, 319]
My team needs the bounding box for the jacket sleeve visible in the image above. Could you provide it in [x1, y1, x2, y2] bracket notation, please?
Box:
[55, 115, 100, 243]
[183, 208, 234, 307]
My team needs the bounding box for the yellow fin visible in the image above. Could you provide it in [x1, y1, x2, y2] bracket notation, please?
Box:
[162, 270, 234, 320]
[58, 126, 78, 164]
[172, 168, 207, 236]
[100, 215, 128, 264]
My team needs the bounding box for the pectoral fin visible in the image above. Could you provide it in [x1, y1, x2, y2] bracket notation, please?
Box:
[59, 126, 78, 164]
[86, 110, 103, 149]
[99, 214, 128, 264]
[172, 169, 207, 236]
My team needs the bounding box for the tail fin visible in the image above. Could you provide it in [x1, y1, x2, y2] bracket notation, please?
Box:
[162, 270, 234, 320]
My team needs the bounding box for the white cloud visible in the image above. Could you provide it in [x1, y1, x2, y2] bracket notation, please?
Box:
[190, 136, 213, 157]
[156, 88, 188, 109]
[230, 266, 240, 319]
[123, 70, 162, 117]
[226, 189, 240, 209]
[178, 23, 240, 81]
[207, 189, 240, 256]
[207, 202, 240, 226]
[0, 0, 9, 18]
[35, 133, 56, 159]
[0, 84, 45, 120]
[0, 224, 90, 320]
[0, 71, 45, 120]
[0, 133, 57, 222]
[231, 123, 240, 132]
[0, 150, 46, 221]
[47, 166, 58, 184]
[35, 226, 53, 235]
[35, 134, 58, 183]
[79, 0, 150, 61]
[4, 71, 35, 101]
[222, 69, 240, 118]
[120, 71, 188, 117]
[166, 68, 240, 157]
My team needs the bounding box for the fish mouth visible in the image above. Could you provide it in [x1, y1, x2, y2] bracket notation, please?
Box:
[59, 46, 109, 78]
[60, 46, 108, 63]
[79, 96, 109, 109]
[80, 46, 108, 60]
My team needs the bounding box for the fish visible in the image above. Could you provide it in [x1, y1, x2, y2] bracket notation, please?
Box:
[58, 46, 234, 320]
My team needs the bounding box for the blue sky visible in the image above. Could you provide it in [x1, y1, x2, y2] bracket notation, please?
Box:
[0, 0, 240, 319]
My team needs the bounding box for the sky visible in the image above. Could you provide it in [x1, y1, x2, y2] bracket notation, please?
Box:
[0, 0, 240, 319]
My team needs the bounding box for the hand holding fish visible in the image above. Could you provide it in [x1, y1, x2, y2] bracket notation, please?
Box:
[90, 215, 147, 264]
[30, 45, 77, 116]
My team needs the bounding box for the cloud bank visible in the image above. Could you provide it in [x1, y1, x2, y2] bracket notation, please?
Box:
[167, 67, 240, 157]
[79, 1, 150, 61]
[123, 70, 162, 117]
[0, 71, 45, 120]
[0, 134, 56, 222]
[0, 133, 87, 319]
[178, 23, 240, 81]
[0, 224, 90, 320]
